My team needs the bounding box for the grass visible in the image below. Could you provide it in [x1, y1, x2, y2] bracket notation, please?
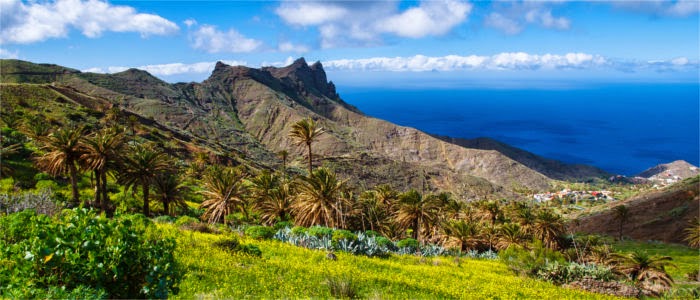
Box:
[162, 224, 617, 299]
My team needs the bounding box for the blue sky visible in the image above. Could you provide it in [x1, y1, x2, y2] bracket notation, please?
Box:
[1, 0, 698, 85]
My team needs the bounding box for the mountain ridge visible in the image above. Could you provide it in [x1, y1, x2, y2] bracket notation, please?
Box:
[1, 58, 618, 198]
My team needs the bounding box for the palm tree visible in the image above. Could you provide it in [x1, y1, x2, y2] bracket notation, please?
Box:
[153, 172, 188, 216]
[118, 143, 171, 216]
[613, 205, 630, 240]
[496, 223, 527, 250]
[532, 209, 565, 250]
[0, 143, 20, 177]
[200, 166, 249, 224]
[395, 189, 440, 242]
[278, 150, 289, 174]
[251, 171, 294, 225]
[442, 219, 481, 251]
[288, 117, 324, 175]
[609, 250, 675, 295]
[477, 200, 503, 225]
[35, 126, 86, 204]
[292, 167, 345, 227]
[683, 217, 700, 249]
[80, 128, 127, 210]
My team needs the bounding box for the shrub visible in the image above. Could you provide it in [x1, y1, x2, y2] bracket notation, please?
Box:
[326, 276, 358, 299]
[274, 221, 293, 230]
[364, 230, 379, 237]
[175, 215, 199, 227]
[291, 226, 307, 236]
[397, 238, 419, 250]
[245, 226, 275, 240]
[0, 208, 181, 299]
[332, 230, 358, 245]
[499, 241, 566, 276]
[154, 215, 176, 223]
[237, 244, 262, 257]
[536, 262, 615, 284]
[375, 236, 394, 250]
[0, 189, 61, 216]
[308, 226, 334, 238]
[213, 237, 240, 251]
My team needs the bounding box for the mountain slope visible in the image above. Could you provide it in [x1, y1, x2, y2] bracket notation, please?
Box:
[569, 176, 699, 245]
[437, 136, 610, 180]
[0, 58, 612, 198]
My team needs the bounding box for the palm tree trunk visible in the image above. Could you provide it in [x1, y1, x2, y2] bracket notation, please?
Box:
[69, 162, 81, 205]
[101, 170, 108, 212]
[93, 171, 101, 207]
[142, 181, 150, 216]
[92, 171, 100, 206]
[307, 143, 313, 175]
[163, 196, 170, 216]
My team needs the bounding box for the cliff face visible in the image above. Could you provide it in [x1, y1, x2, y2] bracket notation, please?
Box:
[2, 58, 607, 198]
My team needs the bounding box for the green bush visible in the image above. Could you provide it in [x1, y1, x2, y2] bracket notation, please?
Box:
[499, 241, 566, 276]
[308, 226, 334, 238]
[397, 238, 419, 250]
[364, 230, 379, 237]
[332, 229, 358, 246]
[375, 236, 394, 249]
[291, 226, 308, 236]
[154, 215, 176, 223]
[0, 208, 181, 299]
[245, 226, 275, 240]
[213, 237, 262, 257]
[175, 215, 199, 227]
[274, 221, 293, 230]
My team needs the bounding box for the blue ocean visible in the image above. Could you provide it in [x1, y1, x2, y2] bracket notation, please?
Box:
[338, 83, 699, 176]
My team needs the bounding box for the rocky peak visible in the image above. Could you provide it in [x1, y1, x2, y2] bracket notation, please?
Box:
[636, 160, 699, 180]
[264, 57, 337, 99]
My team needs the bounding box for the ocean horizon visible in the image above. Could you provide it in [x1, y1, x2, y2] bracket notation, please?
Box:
[338, 82, 700, 176]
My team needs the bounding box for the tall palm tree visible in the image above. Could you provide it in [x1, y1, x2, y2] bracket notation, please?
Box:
[613, 205, 630, 240]
[395, 189, 440, 242]
[118, 143, 171, 216]
[683, 217, 700, 249]
[278, 150, 289, 174]
[532, 209, 565, 250]
[288, 117, 324, 175]
[292, 167, 345, 227]
[251, 171, 294, 225]
[200, 166, 249, 224]
[609, 250, 675, 295]
[496, 223, 527, 250]
[153, 172, 189, 216]
[36, 126, 86, 204]
[476, 200, 503, 225]
[442, 219, 481, 251]
[80, 128, 127, 210]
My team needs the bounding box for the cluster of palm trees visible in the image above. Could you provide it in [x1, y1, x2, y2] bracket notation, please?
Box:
[31, 123, 183, 216]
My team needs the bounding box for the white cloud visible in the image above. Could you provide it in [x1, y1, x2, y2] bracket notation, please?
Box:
[614, 0, 699, 17]
[377, 0, 472, 38]
[275, 0, 471, 48]
[83, 60, 248, 76]
[484, 13, 523, 35]
[184, 18, 197, 28]
[261, 56, 296, 68]
[323, 53, 700, 74]
[323, 53, 609, 72]
[275, 2, 347, 26]
[485, 2, 570, 34]
[190, 25, 262, 53]
[0, 0, 179, 44]
[278, 42, 310, 53]
[0, 48, 18, 59]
